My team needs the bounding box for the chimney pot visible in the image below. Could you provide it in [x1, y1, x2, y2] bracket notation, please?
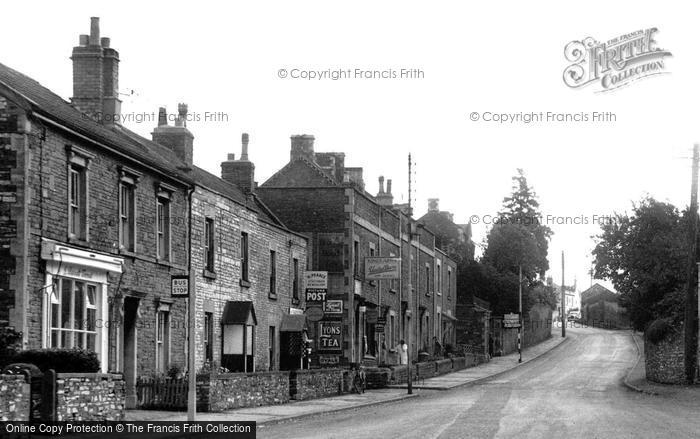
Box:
[79, 34, 89, 46]
[176, 103, 188, 127]
[378, 176, 385, 194]
[387, 179, 392, 194]
[100, 37, 110, 48]
[157, 107, 168, 126]
[228, 153, 236, 161]
[89, 17, 100, 46]
[428, 198, 440, 212]
[241, 133, 249, 161]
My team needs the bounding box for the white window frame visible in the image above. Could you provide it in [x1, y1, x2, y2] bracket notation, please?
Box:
[155, 304, 171, 373]
[156, 193, 171, 261]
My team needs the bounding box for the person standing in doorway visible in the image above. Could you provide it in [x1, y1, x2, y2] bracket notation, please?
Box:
[397, 339, 408, 365]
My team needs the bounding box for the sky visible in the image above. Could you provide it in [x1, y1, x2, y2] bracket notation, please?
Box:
[3, 1, 698, 294]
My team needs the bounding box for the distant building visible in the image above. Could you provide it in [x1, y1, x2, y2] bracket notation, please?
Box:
[580, 283, 629, 328]
[257, 136, 457, 365]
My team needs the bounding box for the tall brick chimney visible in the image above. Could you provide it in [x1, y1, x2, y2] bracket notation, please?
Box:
[290, 134, 315, 162]
[221, 133, 256, 194]
[428, 198, 439, 212]
[376, 176, 394, 206]
[71, 17, 121, 124]
[151, 104, 194, 165]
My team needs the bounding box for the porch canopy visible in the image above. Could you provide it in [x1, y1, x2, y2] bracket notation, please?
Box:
[222, 301, 257, 325]
[280, 314, 307, 332]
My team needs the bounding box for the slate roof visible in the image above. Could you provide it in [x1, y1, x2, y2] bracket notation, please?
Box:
[580, 283, 618, 304]
[0, 61, 288, 230]
[0, 61, 191, 183]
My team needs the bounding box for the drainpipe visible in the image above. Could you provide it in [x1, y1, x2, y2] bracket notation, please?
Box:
[186, 186, 196, 421]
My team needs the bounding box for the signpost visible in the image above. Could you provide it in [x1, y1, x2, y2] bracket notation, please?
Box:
[504, 313, 520, 328]
[171, 275, 189, 297]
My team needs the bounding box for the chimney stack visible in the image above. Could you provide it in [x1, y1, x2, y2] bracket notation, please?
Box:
[71, 17, 121, 125]
[221, 133, 256, 194]
[428, 198, 439, 212]
[151, 105, 194, 165]
[290, 134, 315, 162]
[376, 176, 394, 206]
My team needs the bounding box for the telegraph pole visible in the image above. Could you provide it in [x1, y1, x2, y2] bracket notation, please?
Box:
[561, 251, 566, 338]
[684, 144, 699, 383]
[407, 153, 413, 395]
[518, 265, 522, 363]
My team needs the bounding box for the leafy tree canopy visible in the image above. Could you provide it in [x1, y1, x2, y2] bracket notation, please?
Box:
[592, 197, 691, 331]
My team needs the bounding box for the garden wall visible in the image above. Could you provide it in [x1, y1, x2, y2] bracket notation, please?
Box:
[0, 374, 29, 421]
[198, 371, 290, 412]
[55, 373, 125, 421]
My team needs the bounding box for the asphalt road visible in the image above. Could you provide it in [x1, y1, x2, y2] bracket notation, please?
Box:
[258, 327, 700, 439]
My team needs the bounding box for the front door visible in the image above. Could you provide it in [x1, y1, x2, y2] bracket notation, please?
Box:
[123, 297, 139, 409]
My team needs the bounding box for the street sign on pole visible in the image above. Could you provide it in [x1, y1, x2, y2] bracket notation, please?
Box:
[504, 313, 521, 328]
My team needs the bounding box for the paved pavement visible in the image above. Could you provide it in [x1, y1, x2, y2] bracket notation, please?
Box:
[259, 327, 700, 438]
[390, 335, 567, 390]
[126, 333, 565, 425]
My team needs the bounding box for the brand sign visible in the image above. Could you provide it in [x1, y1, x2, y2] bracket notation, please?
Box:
[365, 307, 378, 324]
[365, 257, 401, 280]
[318, 321, 342, 352]
[171, 275, 189, 297]
[305, 271, 328, 303]
[563, 28, 672, 92]
[318, 355, 340, 366]
[324, 300, 343, 314]
[305, 306, 324, 322]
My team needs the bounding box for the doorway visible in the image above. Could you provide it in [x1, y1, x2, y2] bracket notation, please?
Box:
[123, 297, 139, 409]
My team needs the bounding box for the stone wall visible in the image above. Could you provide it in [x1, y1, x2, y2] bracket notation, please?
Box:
[645, 324, 685, 384]
[292, 368, 343, 400]
[198, 371, 290, 412]
[55, 373, 124, 421]
[0, 374, 29, 421]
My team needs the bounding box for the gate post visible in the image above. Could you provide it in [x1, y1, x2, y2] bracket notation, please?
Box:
[41, 369, 57, 421]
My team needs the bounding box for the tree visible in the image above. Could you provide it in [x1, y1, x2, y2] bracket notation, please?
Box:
[592, 197, 690, 331]
[499, 169, 553, 277]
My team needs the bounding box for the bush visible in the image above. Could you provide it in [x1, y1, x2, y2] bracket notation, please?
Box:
[10, 349, 100, 373]
[645, 317, 677, 345]
[0, 327, 22, 368]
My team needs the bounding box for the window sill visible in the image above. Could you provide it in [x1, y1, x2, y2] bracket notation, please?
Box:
[240, 279, 251, 288]
[389, 289, 397, 294]
[268, 293, 278, 300]
[119, 248, 137, 258]
[67, 235, 88, 246]
[203, 270, 217, 280]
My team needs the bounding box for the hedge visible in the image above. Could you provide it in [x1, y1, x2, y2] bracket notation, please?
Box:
[8, 349, 100, 373]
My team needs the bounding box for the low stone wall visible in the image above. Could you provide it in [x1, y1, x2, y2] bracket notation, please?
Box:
[198, 371, 290, 412]
[292, 369, 343, 400]
[452, 357, 467, 370]
[645, 325, 685, 384]
[0, 375, 29, 421]
[55, 373, 124, 421]
[436, 359, 452, 375]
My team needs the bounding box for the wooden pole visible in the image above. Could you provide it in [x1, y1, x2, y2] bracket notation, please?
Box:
[561, 251, 566, 337]
[684, 144, 698, 383]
